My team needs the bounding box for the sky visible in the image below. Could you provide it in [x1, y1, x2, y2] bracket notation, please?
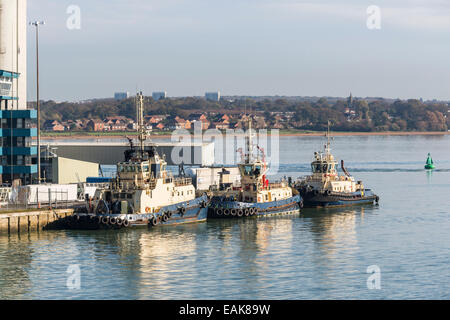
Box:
[26, 0, 450, 102]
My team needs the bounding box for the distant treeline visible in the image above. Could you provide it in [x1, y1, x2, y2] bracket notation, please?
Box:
[33, 97, 450, 132]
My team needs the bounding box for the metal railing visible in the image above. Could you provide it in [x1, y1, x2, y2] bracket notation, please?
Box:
[0, 188, 74, 212]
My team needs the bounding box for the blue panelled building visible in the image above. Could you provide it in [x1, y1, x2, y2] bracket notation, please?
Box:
[0, 69, 37, 185]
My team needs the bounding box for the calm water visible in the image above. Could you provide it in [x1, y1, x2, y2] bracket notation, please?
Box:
[1, 135, 449, 299]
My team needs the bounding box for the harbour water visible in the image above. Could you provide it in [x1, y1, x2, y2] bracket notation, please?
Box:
[1, 135, 449, 299]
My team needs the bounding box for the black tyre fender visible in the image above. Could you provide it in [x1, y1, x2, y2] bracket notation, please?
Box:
[101, 216, 110, 224]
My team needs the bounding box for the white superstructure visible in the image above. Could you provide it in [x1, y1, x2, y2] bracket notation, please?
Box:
[0, 0, 27, 109]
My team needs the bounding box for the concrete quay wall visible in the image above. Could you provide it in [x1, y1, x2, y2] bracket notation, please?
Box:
[0, 209, 74, 234]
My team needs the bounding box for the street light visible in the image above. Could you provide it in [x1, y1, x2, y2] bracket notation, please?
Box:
[29, 21, 45, 184]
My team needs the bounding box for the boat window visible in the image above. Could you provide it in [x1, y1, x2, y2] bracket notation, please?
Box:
[314, 164, 322, 173]
[143, 165, 149, 172]
[244, 165, 253, 175]
[322, 164, 328, 172]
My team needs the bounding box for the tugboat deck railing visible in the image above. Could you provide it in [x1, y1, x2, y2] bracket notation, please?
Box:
[174, 177, 193, 187]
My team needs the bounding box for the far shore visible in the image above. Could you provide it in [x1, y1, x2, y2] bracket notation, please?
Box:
[39, 130, 450, 140]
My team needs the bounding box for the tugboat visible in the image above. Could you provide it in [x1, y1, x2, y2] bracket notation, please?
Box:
[208, 120, 302, 219]
[53, 92, 209, 230]
[295, 122, 379, 208]
[424, 153, 435, 170]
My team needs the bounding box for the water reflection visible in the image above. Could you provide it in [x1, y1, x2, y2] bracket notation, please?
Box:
[0, 233, 36, 299]
[426, 169, 433, 184]
[299, 206, 372, 290]
[0, 232, 80, 299]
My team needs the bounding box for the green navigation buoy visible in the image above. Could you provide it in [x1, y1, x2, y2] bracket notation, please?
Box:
[425, 153, 435, 170]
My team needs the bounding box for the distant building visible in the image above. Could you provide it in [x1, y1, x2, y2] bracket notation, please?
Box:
[43, 120, 65, 132]
[205, 91, 221, 102]
[86, 119, 105, 132]
[114, 92, 130, 101]
[152, 91, 167, 101]
[145, 115, 166, 124]
[165, 116, 191, 130]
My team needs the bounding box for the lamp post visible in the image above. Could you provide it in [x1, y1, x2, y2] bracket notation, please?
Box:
[29, 21, 45, 184]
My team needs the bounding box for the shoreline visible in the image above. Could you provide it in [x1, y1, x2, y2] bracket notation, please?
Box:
[40, 131, 450, 140]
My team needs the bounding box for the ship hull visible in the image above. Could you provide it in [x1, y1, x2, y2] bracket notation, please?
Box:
[299, 189, 379, 208]
[47, 195, 209, 230]
[207, 195, 302, 219]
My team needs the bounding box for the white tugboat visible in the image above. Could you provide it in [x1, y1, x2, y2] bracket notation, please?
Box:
[208, 119, 302, 218]
[55, 92, 208, 229]
[295, 122, 379, 208]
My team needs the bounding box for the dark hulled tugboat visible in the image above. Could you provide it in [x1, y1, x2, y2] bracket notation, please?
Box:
[208, 119, 302, 219]
[295, 123, 379, 208]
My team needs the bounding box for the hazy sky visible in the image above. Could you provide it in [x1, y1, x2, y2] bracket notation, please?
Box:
[27, 0, 450, 102]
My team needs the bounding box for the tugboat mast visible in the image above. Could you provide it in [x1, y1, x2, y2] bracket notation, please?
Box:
[136, 91, 147, 158]
[245, 118, 253, 164]
[325, 120, 332, 155]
